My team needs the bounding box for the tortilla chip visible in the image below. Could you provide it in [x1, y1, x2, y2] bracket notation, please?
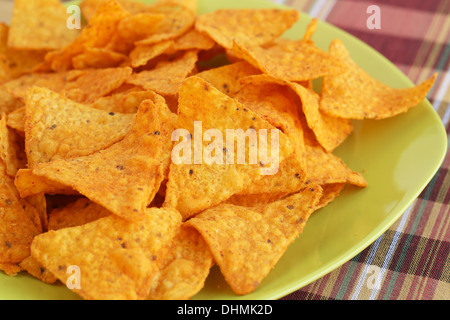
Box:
[232, 38, 347, 82]
[24, 87, 135, 168]
[8, 0, 79, 50]
[0, 263, 21, 276]
[32, 100, 166, 221]
[0, 113, 26, 177]
[152, 0, 198, 14]
[48, 198, 111, 231]
[63, 67, 132, 103]
[0, 176, 41, 265]
[80, 0, 149, 22]
[45, 0, 130, 72]
[320, 39, 437, 119]
[129, 40, 175, 68]
[127, 50, 198, 96]
[302, 18, 318, 44]
[72, 48, 128, 69]
[195, 9, 299, 49]
[14, 169, 79, 198]
[116, 13, 166, 44]
[6, 107, 25, 133]
[315, 183, 346, 211]
[225, 192, 288, 207]
[19, 256, 58, 284]
[164, 76, 303, 220]
[171, 28, 215, 52]
[148, 225, 213, 300]
[31, 207, 182, 300]
[135, 4, 196, 46]
[303, 143, 367, 187]
[186, 186, 322, 295]
[24, 193, 48, 233]
[196, 61, 260, 96]
[240, 74, 353, 152]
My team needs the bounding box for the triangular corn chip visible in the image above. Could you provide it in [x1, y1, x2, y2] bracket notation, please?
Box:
[186, 186, 322, 295]
[32, 100, 165, 221]
[320, 39, 437, 119]
[31, 207, 182, 300]
[195, 9, 299, 49]
[24, 87, 135, 168]
[164, 76, 303, 220]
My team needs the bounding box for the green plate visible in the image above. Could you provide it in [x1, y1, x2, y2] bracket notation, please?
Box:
[0, 0, 447, 300]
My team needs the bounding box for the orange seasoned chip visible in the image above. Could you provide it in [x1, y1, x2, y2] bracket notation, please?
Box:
[6, 107, 25, 133]
[171, 28, 215, 52]
[127, 50, 198, 96]
[116, 13, 166, 44]
[0, 113, 26, 177]
[7, 0, 79, 50]
[315, 183, 346, 211]
[63, 67, 132, 103]
[24, 87, 135, 168]
[32, 100, 166, 221]
[186, 186, 322, 295]
[45, 0, 130, 72]
[48, 198, 111, 231]
[31, 207, 182, 300]
[129, 40, 175, 68]
[0, 176, 41, 265]
[240, 74, 353, 152]
[148, 225, 213, 300]
[232, 38, 347, 82]
[14, 169, 79, 198]
[72, 48, 128, 70]
[19, 256, 58, 284]
[320, 39, 437, 119]
[195, 9, 299, 49]
[164, 76, 303, 220]
[80, 0, 149, 22]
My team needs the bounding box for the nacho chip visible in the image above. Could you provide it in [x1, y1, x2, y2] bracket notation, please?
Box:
[48, 198, 111, 231]
[148, 225, 213, 300]
[32, 100, 166, 221]
[240, 74, 353, 152]
[171, 28, 215, 52]
[196, 61, 260, 96]
[0, 113, 26, 177]
[46, 0, 130, 72]
[25, 87, 135, 168]
[6, 107, 25, 133]
[129, 40, 175, 68]
[116, 13, 166, 44]
[152, 0, 198, 14]
[303, 143, 367, 187]
[14, 169, 79, 198]
[186, 186, 322, 295]
[80, 0, 149, 22]
[315, 183, 346, 211]
[164, 76, 303, 220]
[23, 193, 48, 233]
[136, 4, 196, 46]
[195, 9, 299, 50]
[320, 39, 437, 119]
[0, 177, 41, 265]
[64, 67, 132, 103]
[7, 0, 79, 50]
[127, 50, 198, 96]
[19, 256, 58, 284]
[232, 38, 347, 82]
[0, 263, 21, 276]
[31, 207, 182, 300]
[72, 48, 128, 70]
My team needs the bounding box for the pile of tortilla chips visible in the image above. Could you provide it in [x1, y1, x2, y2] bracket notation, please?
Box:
[0, 0, 436, 300]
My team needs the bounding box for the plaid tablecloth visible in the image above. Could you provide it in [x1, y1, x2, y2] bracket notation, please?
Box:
[269, 0, 450, 300]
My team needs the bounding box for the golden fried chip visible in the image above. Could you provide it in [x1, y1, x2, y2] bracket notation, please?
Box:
[31, 207, 182, 300]
[196, 61, 260, 96]
[6, 107, 25, 133]
[63, 67, 132, 103]
[152, 0, 197, 14]
[225, 192, 288, 207]
[304, 143, 367, 187]
[315, 183, 346, 211]
[320, 39, 437, 119]
[171, 28, 215, 52]
[14, 169, 79, 198]
[186, 186, 322, 295]
[0, 263, 21, 276]
[164, 76, 303, 220]
[32, 100, 166, 221]
[80, 0, 149, 22]
[25, 87, 135, 168]
[0, 177, 41, 265]
[148, 225, 213, 300]
[116, 13, 166, 44]
[46, 0, 130, 72]
[7, 0, 79, 50]
[72, 48, 128, 69]
[23, 193, 47, 232]
[232, 38, 347, 82]
[136, 4, 196, 46]
[195, 9, 299, 50]
[240, 74, 353, 152]
[129, 40, 175, 68]
[48, 198, 111, 231]
[19, 256, 58, 284]
[127, 50, 198, 96]
[0, 113, 26, 177]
